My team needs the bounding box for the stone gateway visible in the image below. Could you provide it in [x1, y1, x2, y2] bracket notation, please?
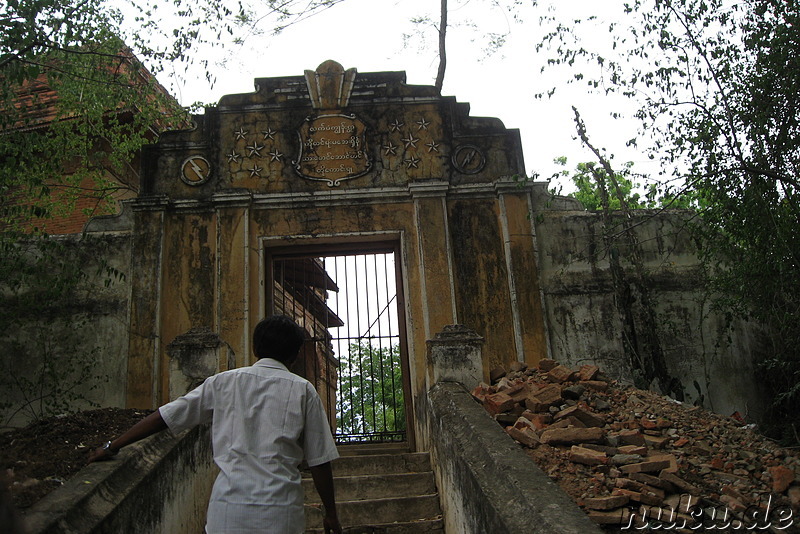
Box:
[128, 60, 550, 448]
[124, 59, 765, 450]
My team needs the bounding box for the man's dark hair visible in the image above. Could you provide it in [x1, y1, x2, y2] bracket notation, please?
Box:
[252, 315, 307, 363]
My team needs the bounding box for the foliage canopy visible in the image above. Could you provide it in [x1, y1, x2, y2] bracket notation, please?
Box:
[337, 342, 405, 442]
[556, 157, 693, 211]
[535, 0, 800, 441]
[0, 0, 346, 426]
[1, 0, 346, 236]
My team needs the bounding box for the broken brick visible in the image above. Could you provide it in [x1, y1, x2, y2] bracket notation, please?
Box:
[617, 445, 648, 456]
[489, 366, 506, 384]
[640, 416, 672, 430]
[554, 405, 605, 428]
[546, 364, 575, 383]
[581, 380, 609, 392]
[549, 416, 586, 430]
[620, 457, 673, 474]
[580, 443, 618, 455]
[719, 494, 747, 512]
[769, 465, 795, 493]
[520, 411, 552, 430]
[629, 472, 676, 493]
[523, 396, 547, 413]
[616, 429, 647, 447]
[483, 391, 514, 415]
[610, 454, 645, 466]
[616, 478, 666, 499]
[506, 425, 540, 448]
[508, 383, 533, 404]
[583, 494, 630, 511]
[577, 364, 600, 381]
[540, 426, 605, 446]
[562, 384, 586, 400]
[672, 436, 689, 447]
[513, 416, 537, 432]
[537, 358, 558, 372]
[524, 385, 562, 412]
[640, 417, 659, 430]
[612, 488, 662, 507]
[649, 454, 678, 473]
[471, 384, 491, 403]
[587, 508, 631, 525]
[474, 358, 800, 530]
[659, 472, 701, 495]
[509, 361, 528, 373]
[643, 434, 670, 450]
[534, 384, 563, 405]
[494, 377, 513, 391]
[569, 445, 608, 466]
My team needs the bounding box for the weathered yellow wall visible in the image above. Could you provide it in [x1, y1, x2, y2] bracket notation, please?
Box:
[126, 61, 550, 448]
[216, 200, 249, 369]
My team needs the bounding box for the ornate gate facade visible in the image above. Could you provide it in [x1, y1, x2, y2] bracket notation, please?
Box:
[125, 60, 550, 451]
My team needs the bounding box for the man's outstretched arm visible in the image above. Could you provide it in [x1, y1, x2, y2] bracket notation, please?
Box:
[87, 410, 168, 463]
[309, 461, 342, 534]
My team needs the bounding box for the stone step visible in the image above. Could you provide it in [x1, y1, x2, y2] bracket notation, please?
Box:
[303, 471, 436, 503]
[305, 494, 442, 530]
[336, 443, 411, 456]
[306, 518, 444, 533]
[304, 450, 442, 533]
[313, 452, 432, 477]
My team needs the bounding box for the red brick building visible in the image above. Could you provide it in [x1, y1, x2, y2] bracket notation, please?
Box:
[3, 50, 186, 235]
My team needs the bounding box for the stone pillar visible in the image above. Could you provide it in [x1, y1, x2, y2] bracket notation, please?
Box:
[166, 328, 235, 400]
[410, 181, 457, 341]
[427, 325, 485, 387]
[213, 190, 251, 369]
[496, 179, 551, 366]
[127, 196, 167, 409]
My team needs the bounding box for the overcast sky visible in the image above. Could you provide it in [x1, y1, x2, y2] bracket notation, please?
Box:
[167, 0, 648, 192]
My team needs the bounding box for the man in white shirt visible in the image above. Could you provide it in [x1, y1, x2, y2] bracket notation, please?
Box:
[89, 315, 342, 534]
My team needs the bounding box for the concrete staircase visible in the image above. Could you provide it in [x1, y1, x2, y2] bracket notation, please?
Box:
[304, 445, 444, 533]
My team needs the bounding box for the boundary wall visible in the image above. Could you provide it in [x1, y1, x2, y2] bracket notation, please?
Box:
[425, 381, 603, 534]
[24, 426, 216, 534]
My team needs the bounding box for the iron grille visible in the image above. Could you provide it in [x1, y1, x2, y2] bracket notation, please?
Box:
[271, 249, 407, 444]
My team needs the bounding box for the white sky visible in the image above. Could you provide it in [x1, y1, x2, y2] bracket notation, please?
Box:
[166, 0, 651, 193]
[325, 253, 399, 348]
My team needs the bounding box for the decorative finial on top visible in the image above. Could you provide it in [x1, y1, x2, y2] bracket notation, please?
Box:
[304, 60, 357, 110]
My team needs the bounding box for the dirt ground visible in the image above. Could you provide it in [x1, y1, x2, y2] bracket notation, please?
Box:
[0, 408, 152, 511]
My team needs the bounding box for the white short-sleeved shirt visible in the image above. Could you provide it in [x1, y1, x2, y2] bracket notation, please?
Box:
[159, 358, 339, 534]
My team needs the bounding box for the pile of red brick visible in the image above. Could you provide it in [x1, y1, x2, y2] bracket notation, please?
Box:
[472, 359, 800, 532]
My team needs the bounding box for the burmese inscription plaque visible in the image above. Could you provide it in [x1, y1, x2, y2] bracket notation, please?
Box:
[295, 113, 370, 187]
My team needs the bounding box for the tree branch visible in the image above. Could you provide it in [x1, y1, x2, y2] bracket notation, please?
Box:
[435, 0, 447, 93]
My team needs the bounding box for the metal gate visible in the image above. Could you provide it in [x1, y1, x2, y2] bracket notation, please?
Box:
[269, 244, 410, 444]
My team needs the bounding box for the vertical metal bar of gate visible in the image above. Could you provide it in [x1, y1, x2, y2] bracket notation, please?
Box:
[270, 248, 406, 444]
[270, 256, 339, 430]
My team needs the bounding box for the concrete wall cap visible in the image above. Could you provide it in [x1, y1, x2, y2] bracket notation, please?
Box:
[428, 324, 485, 343]
[167, 327, 226, 350]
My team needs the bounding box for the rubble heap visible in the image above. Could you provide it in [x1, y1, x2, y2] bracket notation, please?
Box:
[472, 359, 800, 532]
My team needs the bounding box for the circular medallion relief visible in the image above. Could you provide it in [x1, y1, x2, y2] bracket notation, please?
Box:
[180, 156, 211, 186]
[451, 145, 486, 174]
